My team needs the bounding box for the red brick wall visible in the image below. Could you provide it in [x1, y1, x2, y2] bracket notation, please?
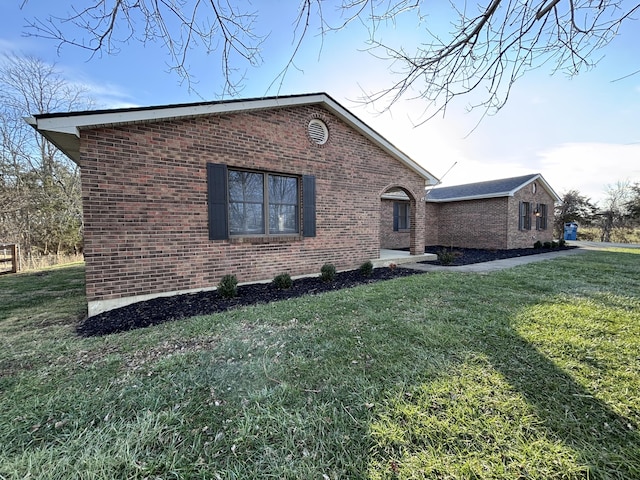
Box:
[424, 183, 556, 249]
[507, 183, 555, 248]
[80, 105, 426, 310]
[380, 199, 410, 249]
[424, 202, 440, 246]
[429, 197, 510, 249]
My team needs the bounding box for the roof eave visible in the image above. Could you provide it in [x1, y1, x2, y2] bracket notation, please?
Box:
[426, 192, 513, 203]
[507, 173, 561, 203]
[318, 96, 439, 185]
[427, 173, 562, 203]
[26, 93, 440, 184]
[25, 116, 81, 163]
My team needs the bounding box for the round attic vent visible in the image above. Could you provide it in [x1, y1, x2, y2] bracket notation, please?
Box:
[308, 119, 329, 145]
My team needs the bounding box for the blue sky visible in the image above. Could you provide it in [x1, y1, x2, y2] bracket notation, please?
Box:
[3, 1, 639, 205]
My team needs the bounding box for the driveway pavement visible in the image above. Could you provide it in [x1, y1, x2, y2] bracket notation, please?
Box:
[571, 241, 640, 250]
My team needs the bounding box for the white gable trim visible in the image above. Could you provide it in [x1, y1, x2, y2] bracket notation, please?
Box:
[26, 93, 438, 184]
[425, 192, 514, 203]
[517, 174, 561, 202]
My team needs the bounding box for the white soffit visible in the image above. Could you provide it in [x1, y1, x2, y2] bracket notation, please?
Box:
[26, 93, 439, 184]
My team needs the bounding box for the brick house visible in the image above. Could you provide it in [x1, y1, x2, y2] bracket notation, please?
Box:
[381, 174, 559, 250]
[28, 93, 439, 316]
[423, 174, 560, 249]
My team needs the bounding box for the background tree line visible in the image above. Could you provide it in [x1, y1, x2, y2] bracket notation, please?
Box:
[555, 181, 640, 243]
[0, 54, 93, 260]
[1, 51, 639, 266]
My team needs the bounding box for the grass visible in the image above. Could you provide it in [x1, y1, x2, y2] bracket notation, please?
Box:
[0, 250, 639, 479]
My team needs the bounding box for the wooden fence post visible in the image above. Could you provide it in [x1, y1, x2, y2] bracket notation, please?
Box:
[0, 244, 18, 274]
[11, 244, 18, 273]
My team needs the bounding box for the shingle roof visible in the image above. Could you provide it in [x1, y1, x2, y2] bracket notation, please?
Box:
[426, 173, 560, 202]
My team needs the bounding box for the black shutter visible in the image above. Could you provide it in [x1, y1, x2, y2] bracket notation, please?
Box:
[393, 202, 399, 231]
[302, 175, 316, 237]
[207, 163, 228, 240]
[518, 201, 524, 231]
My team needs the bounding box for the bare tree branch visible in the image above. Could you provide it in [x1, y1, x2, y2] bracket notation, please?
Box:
[23, 0, 265, 96]
[352, 0, 640, 119]
[19, 1, 640, 116]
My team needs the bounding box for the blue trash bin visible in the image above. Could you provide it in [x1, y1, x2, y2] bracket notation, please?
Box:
[563, 222, 578, 241]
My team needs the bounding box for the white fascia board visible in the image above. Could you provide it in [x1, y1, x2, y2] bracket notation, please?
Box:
[426, 192, 512, 203]
[507, 174, 540, 197]
[507, 174, 561, 203]
[35, 96, 325, 132]
[319, 97, 439, 185]
[28, 93, 440, 184]
[27, 96, 330, 164]
[534, 175, 562, 203]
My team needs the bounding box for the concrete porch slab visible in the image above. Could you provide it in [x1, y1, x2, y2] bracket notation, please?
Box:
[373, 249, 437, 268]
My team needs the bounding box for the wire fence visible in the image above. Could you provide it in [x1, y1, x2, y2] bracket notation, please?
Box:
[19, 253, 84, 271]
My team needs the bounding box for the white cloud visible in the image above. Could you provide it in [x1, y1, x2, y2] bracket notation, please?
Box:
[0, 37, 38, 54]
[78, 80, 139, 109]
[537, 143, 640, 205]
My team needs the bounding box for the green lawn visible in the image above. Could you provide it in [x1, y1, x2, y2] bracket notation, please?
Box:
[1, 250, 639, 479]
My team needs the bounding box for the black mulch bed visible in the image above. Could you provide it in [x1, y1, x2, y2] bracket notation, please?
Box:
[423, 245, 576, 266]
[78, 245, 576, 337]
[77, 267, 420, 337]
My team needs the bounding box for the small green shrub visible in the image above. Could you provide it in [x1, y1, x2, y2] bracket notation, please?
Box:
[360, 260, 374, 277]
[320, 263, 336, 282]
[273, 272, 293, 290]
[533, 240, 543, 249]
[559, 239, 566, 248]
[218, 274, 238, 299]
[551, 241, 559, 248]
[543, 241, 552, 249]
[437, 249, 456, 265]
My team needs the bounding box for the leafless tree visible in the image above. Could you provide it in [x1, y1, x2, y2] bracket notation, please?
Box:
[0, 54, 93, 256]
[627, 183, 640, 220]
[21, 1, 640, 116]
[598, 180, 633, 242]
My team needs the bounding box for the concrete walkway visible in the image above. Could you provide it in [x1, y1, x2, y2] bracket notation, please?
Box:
[403, 248, 587, 273]
[379, 241, 640, 274]
[373, 249, 437, 268]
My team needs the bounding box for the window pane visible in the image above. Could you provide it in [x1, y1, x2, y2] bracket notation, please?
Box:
[268, 175, 299, 234]
[228, 171, 264, 235]
[269, 175, 298, 204]
[229, 202, 264, 234]
[269, 205, 299, 233]
[229, 171, 263, 202]
[398, 203, 410, 230]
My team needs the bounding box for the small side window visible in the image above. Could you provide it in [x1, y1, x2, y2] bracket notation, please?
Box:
[393, 202, 410, 231]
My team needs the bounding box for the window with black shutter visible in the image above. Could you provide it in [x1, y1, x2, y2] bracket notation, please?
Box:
[536, 203, 548, 230]
[519, 201, 532, 230]
[207, 163, 315, 240]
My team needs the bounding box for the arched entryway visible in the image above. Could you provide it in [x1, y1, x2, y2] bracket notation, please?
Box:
[379, 185, 424, 257]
